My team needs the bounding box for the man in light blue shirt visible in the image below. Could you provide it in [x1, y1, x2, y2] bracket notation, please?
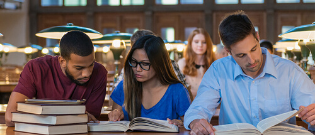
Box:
[184, 11, 315, 135]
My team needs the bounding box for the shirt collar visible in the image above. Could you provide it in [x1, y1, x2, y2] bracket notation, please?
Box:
[233, 47, 278, 80]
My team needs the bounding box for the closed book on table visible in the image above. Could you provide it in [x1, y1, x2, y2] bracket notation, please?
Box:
[17, 102, 85, 115]
[12, 112, 88, 125]
[15, 122, 88, 135]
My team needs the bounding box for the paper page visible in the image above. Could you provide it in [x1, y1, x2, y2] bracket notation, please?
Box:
[257, 109, 303, 133]
[263, 123, 312, 135]
[131, 117, 178, 129]
[213, 123, 257, 132]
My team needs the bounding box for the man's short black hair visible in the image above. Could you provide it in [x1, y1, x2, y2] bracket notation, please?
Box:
[59, 30, 94, 60]
[219, 10, 258, 50]
[260, 39, 274, 53]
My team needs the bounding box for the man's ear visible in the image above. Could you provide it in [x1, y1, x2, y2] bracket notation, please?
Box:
[224, 47, 231, 56]
[256, 31, 260, 41]
[58, 56, 67, 68]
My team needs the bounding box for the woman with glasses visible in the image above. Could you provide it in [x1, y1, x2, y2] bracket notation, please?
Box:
[108, 35, 191, 126]
[178, 28, 216, 99]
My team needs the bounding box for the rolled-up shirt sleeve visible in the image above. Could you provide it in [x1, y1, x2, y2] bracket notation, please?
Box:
[184, 63, 221, 130]
[290, 66, 315, 131]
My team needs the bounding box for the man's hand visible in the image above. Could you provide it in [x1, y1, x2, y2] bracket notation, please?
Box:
[299, 104, 315, 125]
[189, 119, 216, 135]
[167, 118, 183, 127]
[86, 111, 99, 123]
[108, 109, 124, 122]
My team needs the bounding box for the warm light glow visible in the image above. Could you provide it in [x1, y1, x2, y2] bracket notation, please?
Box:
[103, 46, 110, 53]
[287, 47, 294, 50]
[53, 47, 59, 53]
[24, 47, 33, 54]
[0, 44, 3, 51]
[213, 46, 217, 52]
[4, 47, 9, 53]
[166, 43, 171, 51]
[112, 40, 121, 48]
[294, 42, 300, 49]
[94, 46, 97, 52]
[42, 48, 49, 54]
[177, 45, 184, 52]
[304, 39, 310, 43]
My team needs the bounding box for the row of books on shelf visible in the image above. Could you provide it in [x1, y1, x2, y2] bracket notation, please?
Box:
[13, 99, 178, 134]
[12, 99, 313, 135]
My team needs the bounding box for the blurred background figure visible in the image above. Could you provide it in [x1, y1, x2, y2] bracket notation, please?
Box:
[214, 44, 228, 60]
[178, 28, 215, 99]
[260, 39, 274, 54]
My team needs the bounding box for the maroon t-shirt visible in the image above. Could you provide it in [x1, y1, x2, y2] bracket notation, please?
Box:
[13, 55, 107, 118]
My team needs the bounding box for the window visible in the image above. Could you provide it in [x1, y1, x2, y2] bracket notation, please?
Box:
[126, 28, 139, 34]
[97, 0, 144, 6]
[184, 27, 197, 40]
[156, 0, 178, 5]
[103, 28, 116, 34]
[276, 0, 300, 3]
[41, 0, 86, 6]
[215, 0, 238, 4]
[303, 0, 315, 3]
[122, 0, 144, 5]
[41, 0, 63, 6]
[180, 0, 203, 4]
[241, 0, 264, 4]
[281, 26, 295, 39]
[161, 27, 175, 42]
[64, 0, 86, 6]
[254, 26, 259, 33]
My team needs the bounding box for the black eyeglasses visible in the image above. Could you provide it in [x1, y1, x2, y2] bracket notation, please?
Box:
[128, 59, 151, 71]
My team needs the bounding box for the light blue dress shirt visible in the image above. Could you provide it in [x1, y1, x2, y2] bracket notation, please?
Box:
[184, 47, 315, 130]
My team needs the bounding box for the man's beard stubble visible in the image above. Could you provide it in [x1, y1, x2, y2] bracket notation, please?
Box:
[65, 67, 88, 86]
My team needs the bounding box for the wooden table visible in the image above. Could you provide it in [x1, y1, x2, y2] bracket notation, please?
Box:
[1, 124, 190, 135]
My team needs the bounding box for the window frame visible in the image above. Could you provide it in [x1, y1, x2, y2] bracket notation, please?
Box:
[96, 0, 145, 7]
[39, 0, 87, 7]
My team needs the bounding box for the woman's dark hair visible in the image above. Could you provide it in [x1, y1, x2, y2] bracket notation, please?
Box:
[123, 35, 182, 120]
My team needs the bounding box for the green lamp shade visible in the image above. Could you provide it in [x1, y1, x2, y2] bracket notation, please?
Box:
[298, 42, 310, 58]
[285, 50, 294, 58]
[92, 31, 132, 44]
[275, 39, 298, 48]
[292, 50, 302, 61]
[306, 41, 315, 61]
[279, 22, 315, 40]
[35, 23, 103, 39]
[111, 48, 125, 61]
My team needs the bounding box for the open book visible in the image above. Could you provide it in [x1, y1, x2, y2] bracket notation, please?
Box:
[88, 117, 179, 132]
[213, 109, 312, 135]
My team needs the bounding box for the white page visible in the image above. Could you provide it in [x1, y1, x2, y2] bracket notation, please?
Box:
[257, 109, 302, 133]
[214, 123, 257, 132]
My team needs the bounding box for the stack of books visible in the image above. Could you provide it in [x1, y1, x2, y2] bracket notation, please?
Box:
[12, 99, 88, 134]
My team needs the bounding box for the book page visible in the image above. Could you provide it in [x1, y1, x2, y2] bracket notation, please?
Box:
[129, 117, 178, 132]
[214, 123, 257, 132]
[263, 123, 312, 135]
[257, 109, 303, 133]
[88, 121, 130, 132]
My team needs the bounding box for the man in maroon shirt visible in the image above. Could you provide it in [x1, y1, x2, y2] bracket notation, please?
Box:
[5, 31, 108, 126]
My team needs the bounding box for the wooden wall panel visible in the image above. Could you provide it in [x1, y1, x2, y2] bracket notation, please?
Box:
[153, 12, 204, 41]
[213, 11, 266, 44]
[37, 13, 86, 46]
[95, 12, 145, 34]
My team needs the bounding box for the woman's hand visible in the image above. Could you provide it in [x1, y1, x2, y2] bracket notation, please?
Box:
[108, 109, 124, 122]
[167, 118, 183, 127]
